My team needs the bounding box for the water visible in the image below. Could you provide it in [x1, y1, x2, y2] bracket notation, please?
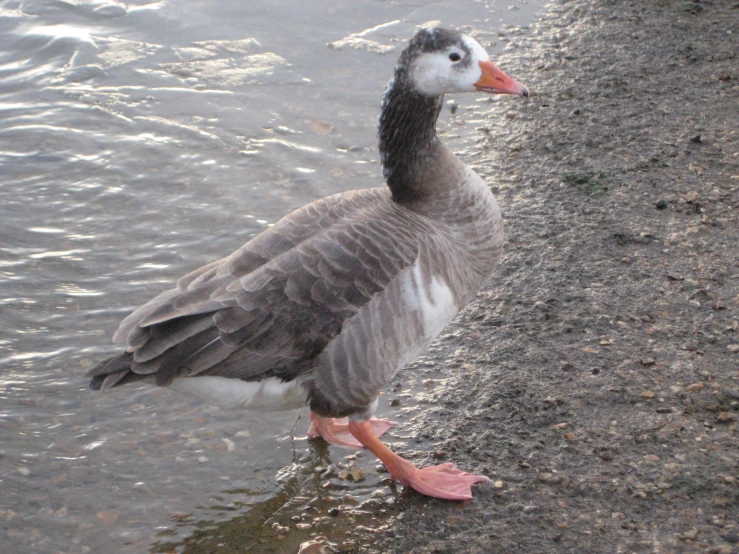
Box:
[0, 0, 544, 551]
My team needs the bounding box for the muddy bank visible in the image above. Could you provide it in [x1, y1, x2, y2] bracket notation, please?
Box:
[369, 1, 739, 553]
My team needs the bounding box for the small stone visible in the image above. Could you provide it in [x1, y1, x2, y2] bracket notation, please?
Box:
[717, 412, 735, 423]
[553, 423, 568, 430]
[493, 480, 504, 489]
[581, 346, 600, 354]
[727, 344, 739, 353]
[640, 358, 656, 366]
[298, 541, 326, 554]
[538, 473, 555, 482]
[348, 468, 366, 482]
[390, 399, 401, 407]
[643, 454, 660, 462]
[296, 523, 312, 530]
[96, 511, 118, 525]
[655, 199, 668, 210]
[17, 467, 30, 476]
[329, 507, 340, 517]
[678, 527, 699, 541]
[611, 512, 625, 519]
[563, 432, 579, 442]
[689, 135, 702, 144]
[686, 383, 704, 392]
[721, 531, 739, 544]
[197, 456, 208, 463]
[641, 390, 656, 399]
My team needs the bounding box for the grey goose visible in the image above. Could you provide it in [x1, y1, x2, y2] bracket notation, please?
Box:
[88, 27, 528, 500]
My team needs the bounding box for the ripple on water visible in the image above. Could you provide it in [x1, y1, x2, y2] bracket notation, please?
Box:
[1, 0, 545, 551]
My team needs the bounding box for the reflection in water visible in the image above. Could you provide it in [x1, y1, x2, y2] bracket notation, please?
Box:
[151, 439, 401, 554]
[1, 0, 544, 551]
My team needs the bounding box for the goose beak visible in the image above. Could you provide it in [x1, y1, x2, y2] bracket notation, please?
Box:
[474, 61, 529, 97]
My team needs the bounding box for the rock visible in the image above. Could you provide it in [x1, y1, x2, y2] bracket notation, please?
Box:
[643, 454, 660, 462]
[298, 541, 326, 554]
[716, 412, 735, 423]
[296, 522, 312, 530]
[685, 191, 700, 202]
[655, 199, 668, 209]
[96, 511, 118, 525]
[686, 383, 704, 392]
[727, 344, 739, 353]
[349, 468, 366, 482]
[721, 531, 739, 544]
[338, 468, 366, 482]
[678, 527, 699, 541]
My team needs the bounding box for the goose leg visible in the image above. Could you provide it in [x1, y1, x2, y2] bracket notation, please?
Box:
[347, 420, 489, 500]
[307, 412, 395, 449]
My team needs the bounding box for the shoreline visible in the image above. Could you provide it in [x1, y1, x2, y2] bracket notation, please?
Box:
[376, 0, 739, 552]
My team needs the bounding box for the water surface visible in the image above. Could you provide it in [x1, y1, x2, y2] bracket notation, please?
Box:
[0, 0, 544, 551]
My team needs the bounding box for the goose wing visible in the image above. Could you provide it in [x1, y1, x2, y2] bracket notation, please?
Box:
[89, 189, 425, 390]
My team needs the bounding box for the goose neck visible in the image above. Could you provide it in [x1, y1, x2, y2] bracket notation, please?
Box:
[378, 78, 445, 204]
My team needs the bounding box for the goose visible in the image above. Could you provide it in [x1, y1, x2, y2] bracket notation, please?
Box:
[88, 27, 528, 500]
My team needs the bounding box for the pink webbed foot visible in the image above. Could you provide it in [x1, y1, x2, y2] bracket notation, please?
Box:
[347, 420, 489, 500]
[403, 462, 489, 500]
[307, 412, 395, 449]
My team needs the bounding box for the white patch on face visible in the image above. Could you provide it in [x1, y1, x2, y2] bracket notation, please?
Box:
[170, 375, 308, 411]
[409, 34, 491, 97]
[461, 34, 490, 64]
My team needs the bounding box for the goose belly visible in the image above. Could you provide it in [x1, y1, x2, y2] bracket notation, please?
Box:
[169, 376, 308, 411]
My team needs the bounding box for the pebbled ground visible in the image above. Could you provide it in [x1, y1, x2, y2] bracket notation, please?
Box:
[371, 1, 739, 552]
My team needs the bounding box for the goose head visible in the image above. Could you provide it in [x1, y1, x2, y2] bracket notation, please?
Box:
[400, 27, 528, 98]
[379, 28, 528, 202]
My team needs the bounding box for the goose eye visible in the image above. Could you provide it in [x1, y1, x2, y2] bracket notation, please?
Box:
[448, 52, 462, 62]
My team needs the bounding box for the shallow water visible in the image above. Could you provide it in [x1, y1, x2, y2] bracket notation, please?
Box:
[0, 0, 544, 551]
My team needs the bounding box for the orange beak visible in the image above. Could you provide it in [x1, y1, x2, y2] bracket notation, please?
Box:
[474, 60, 529, 97]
